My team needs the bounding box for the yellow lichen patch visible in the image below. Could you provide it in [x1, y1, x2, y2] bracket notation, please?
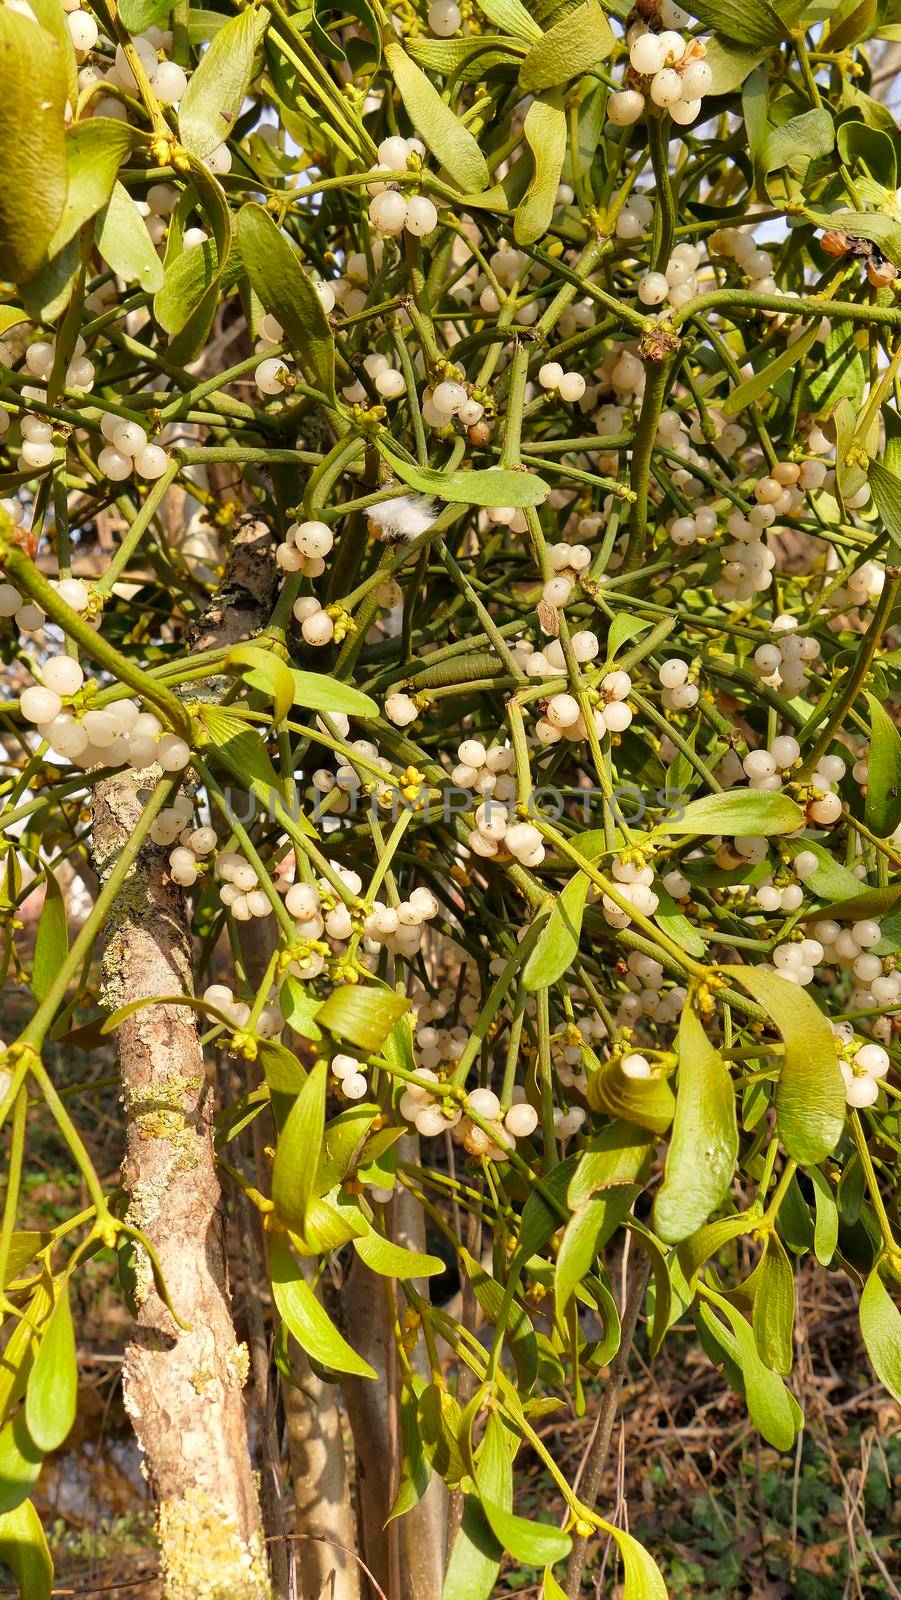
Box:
[157, 1487, 270, 1600]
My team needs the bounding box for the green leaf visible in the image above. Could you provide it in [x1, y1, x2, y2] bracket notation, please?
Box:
[607, 614, 652, 656]
[118, 0, 171, 28]
[722, 321, 820, 415]
[809, 206, 901, 268]
[476, 0, 542, 38]
[805, 880, 901, 923]
[376, 439, 549, 507]
[316, 1104, 379, 1192]
[237, 203, 336, 400]
[442, 1498, 501, 1600]
[270, 1234, 376, 1378]
[594, 1521, 668, 1600]
[197, 707, 318, 832]
[515, 93, 567, 247]
[808, 1166, 839, 1265]
[0, 1415, 43, 1516]
[704, 37, 768, 93]
[864, 690, 901, 836]
[568, 1122, 654, 1207]
[96, 181, 165, 292]
[178, 7, 263, 159]
[420, 1382, 468, 1484]
[869, 457, 901, 551]
[731, 967, 845, 1166]
[760, 108, 835, 184]
[653, 883, 708, 960]
[654, 789, 805, 838]
[518, 0, 614, 91]
[627, 1219, 672, 1358]
[316, 985, 409, 1052]
[384, 41, 490, 194]
[706, 1289, 797, 1450]
[290, 669, 378, 720]
[458, 1250, 539, 1391]
[48, 120, 137, 257]
[154, 241, 220, 338]
[408, 34, 525, 74]
[272, 1060, 327, 1234]
[783, 838, 864, 902]
[388, 1378, 431, 1520]
[654, 1001, 738, 1245]
[352, 1230, 445, 1278]
[478, 1498, 571, 1566]
[522, 873, 588, 991]
[20, 237, 79, 324]
[25, 0, 76, 102]
[685, 0, 789, 46]
[0, 1499, 52, 1600]
[443, 1411, 512, 1600]
[556, 1190, 638, 1311]
[803, 320, 866, 413]
[679, 1212, 754, 1282]
[0, 9, 68, 281]
[586, 1057, 676, 1134]
[225, 643, 295, 724]
[31, 868, 67, 1004]
[753, 1233, 795, 1374]
[24, 1284, 77, 1451]
[859, 1264, 901, 1402]
[279, 975, 323, 1041]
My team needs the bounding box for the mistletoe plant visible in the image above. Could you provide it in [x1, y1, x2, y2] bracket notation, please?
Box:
[0, 0, 899, 1594]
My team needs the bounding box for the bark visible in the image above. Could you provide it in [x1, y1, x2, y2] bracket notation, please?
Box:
[93, 517, 279, 1600]
[339, 1257, 393, 1598]
[342, 1138, 448, 1600]
[283, 1348, 361, 1600]
[93, 777, 269, 1600]
[394, 1140, 448, 1600]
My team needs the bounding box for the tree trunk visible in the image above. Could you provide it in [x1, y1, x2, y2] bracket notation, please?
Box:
[92, 777, 270, 1600]
[93, 517, 279, 1599]
[341, 1137, 448, 1600]
[283, 1347, 361, 1600]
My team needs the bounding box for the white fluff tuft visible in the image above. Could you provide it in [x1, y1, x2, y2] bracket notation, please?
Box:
[368, 493, 437, 541]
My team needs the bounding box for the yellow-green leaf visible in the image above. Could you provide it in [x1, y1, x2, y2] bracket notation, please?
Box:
[518, 0, 613, 92]
[270, 1233, 376, 1378]
[178, 7, 263, 159]
[47, 120, 137, 258]
[24, 1284, 77, 1452]
[515, 94, 566, 247]
[32, 868, 67, 1004]
[237, 203, 336, 401]
[0, 9, 68, 281]
[96, 180, 165, 292]
[352, 1230, 445, 1278]
[316, 985, 409, 1052]
[376, 439, 549, 506]
[731, 966, 844, 1166]
[0, 1498, 52, 1600]
[654, 789, 805, 838]
[384, 40, 490, 193]
[753, 1233, 795, 1375]
[272, 1060, 327, 1234]
[654, 1001, 738, 1245]
[226, 643, 295, 725]
[860, 1264, 901, 1402]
